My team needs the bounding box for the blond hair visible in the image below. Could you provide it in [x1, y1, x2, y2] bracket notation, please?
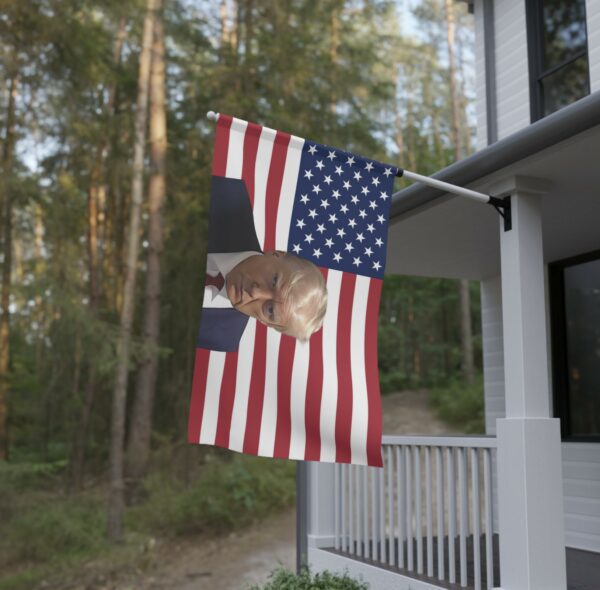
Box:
[275, 253, 328, 341]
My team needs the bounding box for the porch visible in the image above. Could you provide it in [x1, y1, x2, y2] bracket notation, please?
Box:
[303, 435, 600, 590]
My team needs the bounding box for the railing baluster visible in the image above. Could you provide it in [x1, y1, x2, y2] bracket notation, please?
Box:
[335, 463, 340, 550]
[330, 437, 497, 589]
[436, 446, 445, 581]
[349, 464, 355, 555]
[387, 446, 395, 566]
[458, 447, 468, 587]
[448, 447, 456, 584]
[397, 445, 405, 569]
[484, 448, 494, 589]
[415, 446, 423, 574]
[472, 448, 481, 590]
[341, 464, 347, 552]
[356, 464, 362, 557]
[379, 461, 386, 563]
[371, 467, 378, 561]
[426, 446, 433, 577]
[363, 466, 370, 559]
[406, 446, 413, 571]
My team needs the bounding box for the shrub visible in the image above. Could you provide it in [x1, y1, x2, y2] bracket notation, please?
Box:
[429, 373, 485, 433]
[248, 566, 369, 590]
[127, 454, 297, 536]
[0, 495, 107, 566]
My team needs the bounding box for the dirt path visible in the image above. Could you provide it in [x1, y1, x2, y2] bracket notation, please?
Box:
[40, 390, 453, 590]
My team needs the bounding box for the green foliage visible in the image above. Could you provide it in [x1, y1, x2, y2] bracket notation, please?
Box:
[378, 276, 482, 393]
[429, 373, 485, 433]
[248, 566, 368, 590]
[127, 454, 297, 536]
[2, 497, 108, 564]
[0, 453, 296, 581]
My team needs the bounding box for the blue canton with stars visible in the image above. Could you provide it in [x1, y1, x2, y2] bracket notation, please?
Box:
[287, 142, 397, 279]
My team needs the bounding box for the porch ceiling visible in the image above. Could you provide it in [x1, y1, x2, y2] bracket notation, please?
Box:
[385, 123, 600, 281]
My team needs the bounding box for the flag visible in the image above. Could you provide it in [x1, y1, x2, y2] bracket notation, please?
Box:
[187, 114, 397, 466]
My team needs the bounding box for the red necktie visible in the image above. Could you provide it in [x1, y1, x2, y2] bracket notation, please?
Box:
[205, 272, 225, 292]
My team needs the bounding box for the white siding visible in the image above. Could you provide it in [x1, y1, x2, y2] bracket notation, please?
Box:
[481, 275, 504, 535]
[493, 0, 531, 138]
[474, 0, 488, 150]
[481, 275, 505, 435]
[481, 269, 600, 553]
[587, 0, 600, 92]
[562, 443, 600, 552]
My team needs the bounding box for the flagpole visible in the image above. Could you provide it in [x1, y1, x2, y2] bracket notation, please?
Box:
[205, 111, 511, 231]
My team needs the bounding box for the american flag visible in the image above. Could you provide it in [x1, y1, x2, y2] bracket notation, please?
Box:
[187, 114, 397, 467]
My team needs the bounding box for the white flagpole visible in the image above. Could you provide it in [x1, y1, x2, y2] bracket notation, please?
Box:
[205, 111, 511, 230]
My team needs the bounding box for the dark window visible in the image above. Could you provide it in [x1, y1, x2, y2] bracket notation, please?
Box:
[550, 250, 600, 441]
[526, 0, 590, 121]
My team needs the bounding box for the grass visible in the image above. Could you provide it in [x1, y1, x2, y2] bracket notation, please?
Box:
[0, 452, 297, 589]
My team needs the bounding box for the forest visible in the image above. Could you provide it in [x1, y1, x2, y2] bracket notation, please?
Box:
[0, 0, 482, 587]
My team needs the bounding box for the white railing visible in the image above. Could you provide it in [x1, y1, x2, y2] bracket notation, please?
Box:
[332, 435, 498, 590]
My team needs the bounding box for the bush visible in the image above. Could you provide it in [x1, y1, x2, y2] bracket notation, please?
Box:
[0, 494, 107, 566]
[429, 373, 485, 433]
[127, 453, 297, 536]
[248, 567, 369, 590]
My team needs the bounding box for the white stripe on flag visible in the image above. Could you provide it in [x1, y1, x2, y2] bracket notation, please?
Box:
[226, 118, 248, 179]
[257, 329, 282, 457]
[319, 270, 342, 462]
[349, 274, 371, 465]
[228, 319, 257, 452]
[288, 339, 311, 460]
[253, 126, 277, 248]
[199, 351, 227, 445]
[275, 135, 305, 250]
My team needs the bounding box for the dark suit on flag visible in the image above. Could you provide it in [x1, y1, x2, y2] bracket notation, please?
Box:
[197, 176, 262, 352]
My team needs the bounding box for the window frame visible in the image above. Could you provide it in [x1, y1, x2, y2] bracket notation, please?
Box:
[525, 0, 591, 122]
[549, 248, 600, 443]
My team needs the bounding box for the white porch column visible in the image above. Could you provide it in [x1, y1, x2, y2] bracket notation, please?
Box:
[307, 462, 336, 549]
[493, 176, 567, 590]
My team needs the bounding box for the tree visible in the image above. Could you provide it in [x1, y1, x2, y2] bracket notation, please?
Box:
[444, 0, 475, 385]
[107, 0, 157, 541]
[126, 0, 167, 489]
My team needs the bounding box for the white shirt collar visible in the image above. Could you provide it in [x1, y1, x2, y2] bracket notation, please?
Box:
[203, 251, 261, 308]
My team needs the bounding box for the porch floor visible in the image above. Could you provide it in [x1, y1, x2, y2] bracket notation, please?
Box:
[325, 536, 600, 590]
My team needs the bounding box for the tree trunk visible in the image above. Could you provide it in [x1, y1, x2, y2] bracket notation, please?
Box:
[445, 0, 474, 385]
[0, 73, 18, 461]
[126, 2, 167, 488]
[107, 0, 156, 542]
[69, 16, 127, 493]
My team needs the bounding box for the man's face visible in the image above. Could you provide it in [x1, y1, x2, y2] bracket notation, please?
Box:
[225, 250, 298, 329]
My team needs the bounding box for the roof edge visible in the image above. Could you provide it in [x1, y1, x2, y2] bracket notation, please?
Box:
[391, 91, 600, 220]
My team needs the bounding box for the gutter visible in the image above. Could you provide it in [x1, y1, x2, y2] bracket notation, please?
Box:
[390, 91, 600, 220]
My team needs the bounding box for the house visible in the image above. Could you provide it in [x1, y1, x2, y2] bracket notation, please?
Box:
[297, 1, 600, 589]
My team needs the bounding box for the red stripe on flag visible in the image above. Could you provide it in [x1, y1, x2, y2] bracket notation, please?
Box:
[187, 348, 211, 443]
[213, 351, 239, 449]
[243, 322, 268, 454]
[241, 122, 262, 206]
[263, 131, 291, 251]
[335, 272, 356, 463]
[273, 335, 296, 458]
[304, 327, 324, 461]
[304, 267, 328, 461]
[365, 279, 384, 467]
[211, 115, 233, 177]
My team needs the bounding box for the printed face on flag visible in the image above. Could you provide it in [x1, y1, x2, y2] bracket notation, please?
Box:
[188, 114, 397, 467]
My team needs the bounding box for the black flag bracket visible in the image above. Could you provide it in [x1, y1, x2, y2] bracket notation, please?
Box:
[488, 195, 512, 232]
[396, 167, 512, 232]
